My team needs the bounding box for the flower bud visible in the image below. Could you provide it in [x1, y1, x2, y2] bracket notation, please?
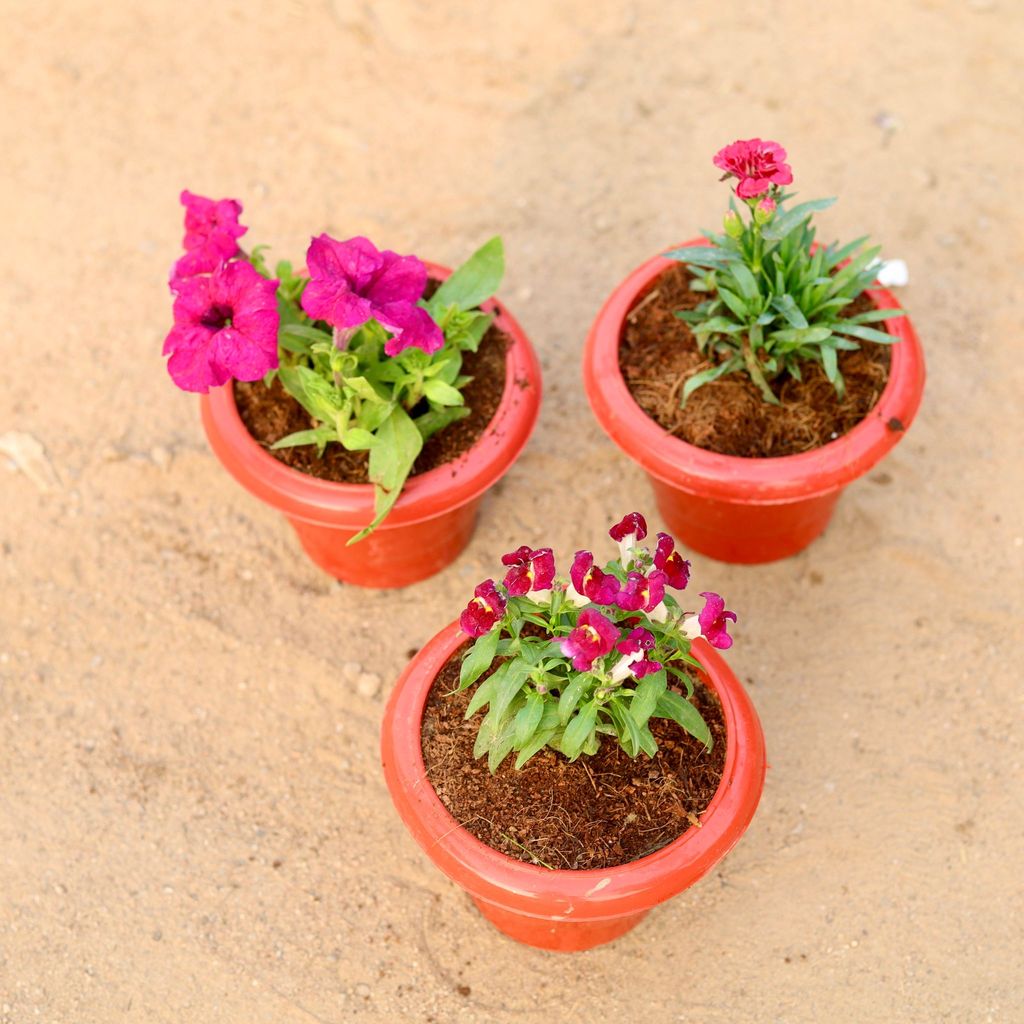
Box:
[754, 197, 776, 225]
[723, 209, 743, 239]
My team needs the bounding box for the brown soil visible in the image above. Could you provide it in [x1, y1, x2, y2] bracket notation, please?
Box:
[619, 264, 892, 457]
[233, 322, 509, 483]
[420, 645, 728, 871]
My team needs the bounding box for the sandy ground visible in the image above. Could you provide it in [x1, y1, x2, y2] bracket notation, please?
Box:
[2, 1, 1023, 1021]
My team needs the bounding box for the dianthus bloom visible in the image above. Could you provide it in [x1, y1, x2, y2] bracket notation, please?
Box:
[163, 260, 279, 393]
[713, 139, 793, 199]
[460, 580, 507, 637]
[500, 546, 555, 597]
[300, 234, 443, 356]
[567, 550, 620, 606]
[653, 532, 690, 590]
[697, 591, 737, 650]
[559, 609, 620, 672]
[172, 190, 247, 279]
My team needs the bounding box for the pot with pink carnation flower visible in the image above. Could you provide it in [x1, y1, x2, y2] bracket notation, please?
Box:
[381, 512, 766, 952]
[162, 191, 541, 588]
[583, 139, 925, 563]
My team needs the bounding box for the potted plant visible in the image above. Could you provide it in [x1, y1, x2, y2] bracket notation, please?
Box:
[381, 512, 765, 951]
[583, 140, 925, 563]
[162, 191, 541, 587]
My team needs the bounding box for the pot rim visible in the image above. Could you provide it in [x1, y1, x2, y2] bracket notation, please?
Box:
[380, 620, 766, 921]
[583, 241, 926, 504]
[200, 261, 542, 529]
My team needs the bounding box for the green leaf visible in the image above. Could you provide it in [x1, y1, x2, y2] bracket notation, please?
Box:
[608, 699, 643, 757]
[422, 379, 465, 407]
[429, 236, 505, 313]
[771, 294, 808, 329]
[834, 323, 897, 344]
[557, 674, 589, 726]
[344, 375, 386, 403]
[281, 323, 332, 345]
[460, 629, 500, 690]
[514, 692, 545, 747]
[761, 197, 836, 242]
[270, 426, 337, 452]
[277, 364, 343, 424]
[846, 307, 904, 324]
[413, 405, 471, 441]
[560, 701, 598, 760]
[629, 669, 668, 727]
[685, 315, 746, 336]
[820, 344, 838, 384]
[514, 729, 558, 769]
[654, 690, 712, 750]
[663, 244, 731, 266]
[491, 660, 532, 723]
[681, 356, 743, 404]
[341, 427, 378, 451]
[716, 286, 749, 320]
[729, 261, 759, 303]
[487, 714, 519, 772]
[465, 670, 499, 718]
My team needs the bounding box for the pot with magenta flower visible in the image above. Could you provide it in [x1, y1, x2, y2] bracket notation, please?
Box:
[161, 191, 541, 588]
[381, 512, 766, 952]
[583, 140, 925, 563]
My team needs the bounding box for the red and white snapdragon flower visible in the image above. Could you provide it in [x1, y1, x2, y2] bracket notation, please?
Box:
[454, 514, 736, 770]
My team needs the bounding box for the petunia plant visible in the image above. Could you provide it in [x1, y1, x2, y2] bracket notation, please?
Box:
[163, 191, 504, 540]
[455, 513, 736, 771]
[666, 139, 903, 405]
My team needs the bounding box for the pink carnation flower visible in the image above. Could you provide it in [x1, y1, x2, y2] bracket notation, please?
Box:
[713, 139, 793, 199]
[172, 190, 247, 279]
[163, 260, 279, 393]
[560, 609, 620, 673]
[300, 234, 443, 356]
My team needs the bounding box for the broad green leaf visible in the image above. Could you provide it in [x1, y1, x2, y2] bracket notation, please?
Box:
[341, 427, 378, 451]
[557, 674, 589, 726]
[514, 728, 558, 769]
[277, 364, 342, 423]
[514, 692, 545, 747]
[560, 701, 598, 759]
[465, 670, 499, 718]
[429, 237, 505, 313]
[281, 323, 332, 345]
[422, 379, 464, 406]
[460, 628, 500, 689]
[491, 660, 532, 722]
[629, 669, 668, 727]
[654, 690, 712, 750]
[344, 375, 386, 403]
[488, 714, 519, 772]
[414, 405, 471, 442]
[270, 426, 336, 451]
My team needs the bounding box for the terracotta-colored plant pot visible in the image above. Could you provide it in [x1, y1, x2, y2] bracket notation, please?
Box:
[380, 620, 766, 952]
[583, 242, 926, 563]
[200, 264, 542, 588]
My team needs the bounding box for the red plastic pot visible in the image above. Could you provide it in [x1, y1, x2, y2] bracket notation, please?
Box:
[381, 620, 766, 952]
[583, 242, 926, 563]
[200, 264, 541, 588]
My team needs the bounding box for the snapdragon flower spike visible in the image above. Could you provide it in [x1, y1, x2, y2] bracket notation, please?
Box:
[172, 190, 247, 279]
[609, 626, 662, 682]
[500, 546, 555, 597]
[459, 579, 507, 637]
[568, 550, 620, 606]
[300, 234, 444, 356]
[609, 511, 648, 563]
[615, 570, 667, 613]
[163, 260, 280, 393]
[653, 532, 691, 590]
[559, 609, 620, 672]
[698, 591, 737, 650]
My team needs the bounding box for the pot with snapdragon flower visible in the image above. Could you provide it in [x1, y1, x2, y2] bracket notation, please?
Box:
[583, 140, 925, 563]
[381, 512, 765, 951]
[162, 192, 541, 588]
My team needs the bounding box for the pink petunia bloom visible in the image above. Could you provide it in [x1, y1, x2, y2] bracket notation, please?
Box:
[568, 550, 621, 606]
[163, 260, 279, 393]
[713, 139, 793, 199]
[615, 570, 667, 613]
[653, 532, 691, 590]
[172, 190, 247, 279]
[501, 546, 556, 597]
[698, 591, 737, 650]
[560, 609, 620, 672]
[460, 580, 507, 637]
[300, 234, 443, 356]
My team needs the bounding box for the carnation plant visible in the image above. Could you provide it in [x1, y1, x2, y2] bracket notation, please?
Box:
[666, 139, 903, 405]
[163, 191, 504, 540]
[455, 513, 736, 771]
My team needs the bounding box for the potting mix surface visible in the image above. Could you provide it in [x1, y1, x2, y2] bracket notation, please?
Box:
[421, 646, 727, 870]
[235, 322, 509, 482]
[619, 264, 892, 457]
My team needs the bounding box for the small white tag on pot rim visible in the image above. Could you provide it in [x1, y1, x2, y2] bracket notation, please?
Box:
[868, 258, 910, 287]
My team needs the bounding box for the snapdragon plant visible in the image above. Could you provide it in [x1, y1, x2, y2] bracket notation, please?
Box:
[666, 139, 903, 405]
[455, 513, 737, 772]
[162, 191, 504, 541]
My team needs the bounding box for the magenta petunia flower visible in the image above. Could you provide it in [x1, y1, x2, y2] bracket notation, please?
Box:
[460, 579, 507, 637]
[615, 570, 667, 613]
[568, 550, 620, 605]
[713, 139, 793, 199]
[560, 609, 620, 672]
[172, 190, 248, 279]
[653, 532, 691, 590]
[698, 591, 737, 650]
[501, 546, 555, 597]
[163, 260, 279, 393]
[300, 234, 443, 356]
